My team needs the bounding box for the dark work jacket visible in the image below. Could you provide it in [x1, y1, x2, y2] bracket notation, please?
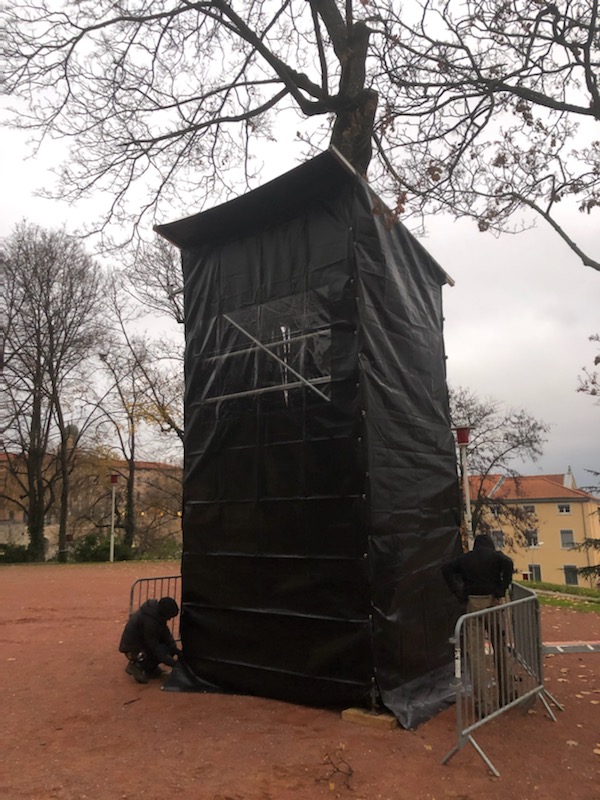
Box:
[442, 535, 514, 602]
[118, 599, 178, 666]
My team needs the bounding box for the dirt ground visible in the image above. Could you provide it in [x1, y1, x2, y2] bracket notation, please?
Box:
[1, 562, 599, 800]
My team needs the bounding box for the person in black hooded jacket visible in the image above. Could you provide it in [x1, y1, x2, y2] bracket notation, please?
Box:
[442, 534, 515, 709]
[442, 533, 514, 606]
[119, 597, 181, 684]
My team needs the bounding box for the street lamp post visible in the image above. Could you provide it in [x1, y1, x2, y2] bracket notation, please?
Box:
[109, 474, 118, 563]
[454, 425, 474, 550]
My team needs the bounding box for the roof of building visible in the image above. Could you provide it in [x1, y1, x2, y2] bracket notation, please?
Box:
[469, 473, 598, 503]
[154, 149, 357, 249]
[153, 148, 453, 285]
[0, 452, 180, 473]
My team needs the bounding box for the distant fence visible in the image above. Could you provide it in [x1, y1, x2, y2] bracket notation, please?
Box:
[129, 574, 182, 641]
[441, 582, 563, 776]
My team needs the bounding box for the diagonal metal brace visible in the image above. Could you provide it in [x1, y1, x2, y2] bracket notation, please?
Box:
[223, 314, 331, 403]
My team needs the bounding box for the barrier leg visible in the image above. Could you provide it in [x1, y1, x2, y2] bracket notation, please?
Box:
[469, 735, 500, 777]
[441, 740, 463, 766]
[441, 734, 500, 777]
[539, 688, 564, 720]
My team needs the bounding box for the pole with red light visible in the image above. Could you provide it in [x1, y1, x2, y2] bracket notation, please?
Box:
[454, 426, 474, 550]
[109, 474, 118, 563]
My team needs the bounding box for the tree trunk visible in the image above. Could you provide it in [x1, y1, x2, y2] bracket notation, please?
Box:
[330, 16, 378, 175]
[27, 501, 46, 561]
[27, 379, 47, 561]
[123, 421, 136, 551]
[57, 436, 70, 563]
[331, 87, 378, 175]
[27, 454, 46, 561]
[123, 461, 136, 550]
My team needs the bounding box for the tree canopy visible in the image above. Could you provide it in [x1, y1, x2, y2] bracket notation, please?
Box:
[2, 222, 105, 559]
[5, 1, 599, 268]
[575, 334, 599, 581]
[449, 385, 550, 544]
[1, 221, 184, 560]
[578, 333, 600, 399]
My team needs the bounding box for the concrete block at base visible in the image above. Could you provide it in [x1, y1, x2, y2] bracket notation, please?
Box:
[341, 707, 398, 730]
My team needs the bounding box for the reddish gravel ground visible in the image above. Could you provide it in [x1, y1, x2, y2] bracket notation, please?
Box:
[1, 561, 599, 800]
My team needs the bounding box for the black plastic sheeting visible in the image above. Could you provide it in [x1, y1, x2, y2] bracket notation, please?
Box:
[155, 150, 463, 728]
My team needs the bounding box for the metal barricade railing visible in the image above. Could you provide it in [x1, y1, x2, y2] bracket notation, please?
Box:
[441, 582, 563, 776]
[129, 574, 182, 641]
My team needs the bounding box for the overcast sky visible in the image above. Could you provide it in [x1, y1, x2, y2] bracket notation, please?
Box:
[1, 127, 598, 489]
[428, 216, 599, 489]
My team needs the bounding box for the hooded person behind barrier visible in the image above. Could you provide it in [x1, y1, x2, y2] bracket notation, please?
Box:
[442, 533, 514, 603]
[119, 597, 181, 683]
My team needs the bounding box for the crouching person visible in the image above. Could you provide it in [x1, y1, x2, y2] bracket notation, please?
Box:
[119, 596, 181, 684]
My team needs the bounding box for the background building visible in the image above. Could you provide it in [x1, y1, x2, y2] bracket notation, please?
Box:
[0, 452, 182, 559]
[472, 470, 600, 587]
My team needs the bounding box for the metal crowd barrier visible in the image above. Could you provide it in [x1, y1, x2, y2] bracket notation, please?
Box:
[441, 582, 563, 776]
[129, 574, 182, 641]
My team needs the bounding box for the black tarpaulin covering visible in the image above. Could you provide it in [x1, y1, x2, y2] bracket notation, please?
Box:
[155, 149, 462, 728]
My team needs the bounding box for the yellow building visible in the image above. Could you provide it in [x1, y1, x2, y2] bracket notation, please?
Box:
[1, 452, 182, 559]
[473, 470, 600, 588]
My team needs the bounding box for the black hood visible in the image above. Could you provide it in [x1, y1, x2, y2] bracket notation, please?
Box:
[473, 534, 495, 551]
[140, 599, 160, 617]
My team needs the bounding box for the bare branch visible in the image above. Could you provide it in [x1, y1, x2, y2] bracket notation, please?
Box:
[4, 0, 599, 269]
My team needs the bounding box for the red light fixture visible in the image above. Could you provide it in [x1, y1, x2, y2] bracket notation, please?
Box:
[454, 426, 470, 446]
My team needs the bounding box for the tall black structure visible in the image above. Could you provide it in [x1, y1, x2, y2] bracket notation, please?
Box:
[156, 150, 462, 728]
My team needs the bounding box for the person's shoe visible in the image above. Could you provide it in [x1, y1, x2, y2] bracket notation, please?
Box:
[145, 666, 164, 679]
[126, 662, 149, 684]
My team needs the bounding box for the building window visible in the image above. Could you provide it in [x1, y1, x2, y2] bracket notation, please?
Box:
[557, 503, 571, 514]
[525, 529, 539, 547]
[523, 504, 535, 515]
[490, 505, 501, 518]
[491, 530, 505, 549]
[528, 564, 542, 582]
[563, 565, 579, 586]
[560, 529, 575, 549]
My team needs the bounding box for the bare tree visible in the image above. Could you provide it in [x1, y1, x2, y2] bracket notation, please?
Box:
[5, 1, 599, 268]
[95, 274, 184, 549]
[124, 239, 184, 324]
[450, 386, 550, 547]
[122, 239, 186, 442]
[575, 335, 600, 582]
[5, 1, 377, 238]
[578, 333, 600, 400]
[120, 241, 185, 440]
[2, 222, 104, 560]
[576, 334, 599, 497]
[133, 463, 183, 558]
[377, 0, 600, 270]
[65, 444, 182, 559]
[131, 347, 184, 442]
[96, 345, 145, 551]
